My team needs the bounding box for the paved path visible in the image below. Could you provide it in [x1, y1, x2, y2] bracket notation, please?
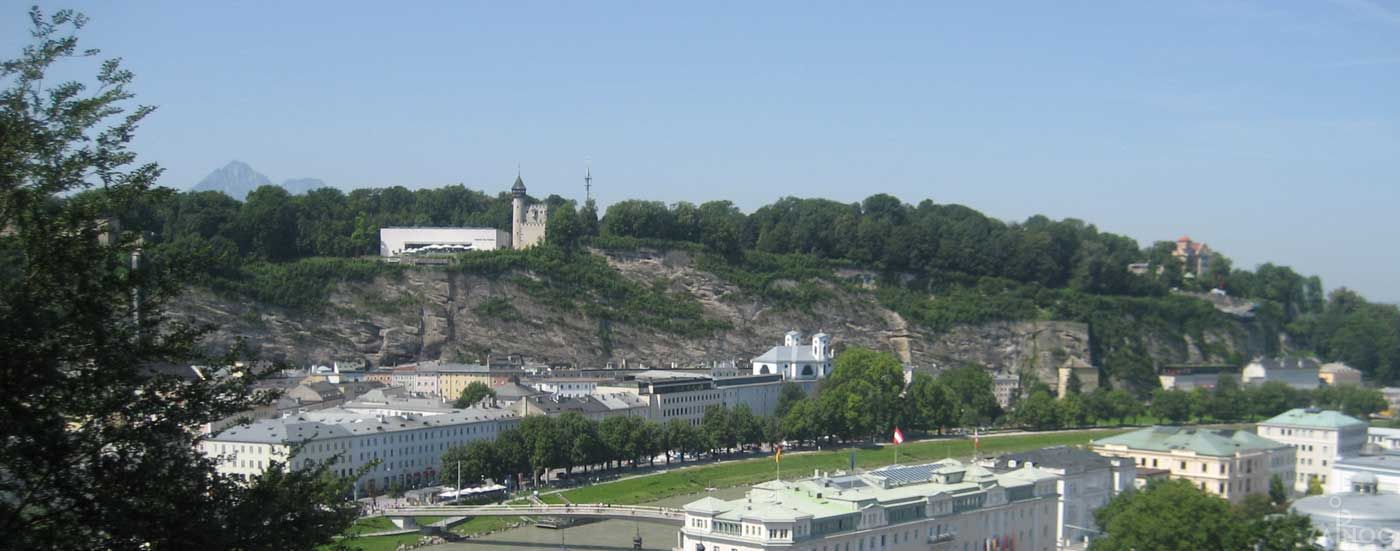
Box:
[387, 504, 684, 525]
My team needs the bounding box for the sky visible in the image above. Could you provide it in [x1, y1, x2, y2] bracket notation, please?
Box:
[5, 1, 1400, 301]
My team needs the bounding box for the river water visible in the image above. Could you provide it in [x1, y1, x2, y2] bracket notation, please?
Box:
[427, 487, 749, 551]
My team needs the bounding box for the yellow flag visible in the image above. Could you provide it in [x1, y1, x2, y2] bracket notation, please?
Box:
[775, 445, 782, 463]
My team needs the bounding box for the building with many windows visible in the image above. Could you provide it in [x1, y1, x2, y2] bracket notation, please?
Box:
[679, 459, 1060, 551]
[1368, 427, 1400, 451]
[594, 370, 784, 426]
[1241, 357, 1322, 390]
[201, 406, 518, 494]
[992, 371, 1020, 409]
[1091, 426, 1294, 503]
[983, 446, 1136, 548]
[1258, 408, 1368, 492]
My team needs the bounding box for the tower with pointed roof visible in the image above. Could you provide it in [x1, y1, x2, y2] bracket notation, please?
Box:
[509, 172, 548, 250]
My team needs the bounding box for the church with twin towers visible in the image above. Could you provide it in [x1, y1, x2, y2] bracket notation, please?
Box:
[378, 169, 579, 258]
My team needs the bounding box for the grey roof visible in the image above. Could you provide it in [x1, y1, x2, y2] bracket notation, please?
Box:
[342, 395, 457, 414]
[522, 395, 613, 415]
[752, 345, 824, 364]
[1293, 492, 1400, 527]
[207, 406, 516, 444]
[511, 175, 526, 193]
[989, 446, 1114, 475]
[1260, 408, 1367, 430]
[1336, 453, 1400, 474]
[1250, 357, 1321, 371]
[492, 382, 540, 399]
[684, 459, 1056, 524]
[1093, 426, 1288, 457]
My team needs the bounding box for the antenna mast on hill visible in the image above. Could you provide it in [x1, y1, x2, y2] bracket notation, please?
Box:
[584, 159, 593, 202]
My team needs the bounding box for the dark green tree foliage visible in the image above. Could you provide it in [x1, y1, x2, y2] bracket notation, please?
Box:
[702, 405, 737, 454]
[452, 381, 496, 408]
[1312, 384, 1388, 418]
[1012, 390, 1061, 430]
[0, 9, 358, 550]
[938, 366, 1002, 427]
[1091, 479, 1320, 551]
[1151, 389, 1195, 424]
[1269, 474, 1289, 508]
[775, 382, 808, 418]
[903, 373, 955, 434]
[819, 348, 908, 439]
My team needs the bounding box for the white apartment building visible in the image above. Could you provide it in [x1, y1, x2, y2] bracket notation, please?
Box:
[679, 459, 1060, 551]
[984, 446, 1136, 547]
[1242, 357, 1321, 390]
[201, 406, 518, 494]
[593, 370, 784, 426]
[1257, 408, 1368, 492]
[530, 377, 607, 398]
[595, 371, 724, 427]
[1367, 427, 1400, 451]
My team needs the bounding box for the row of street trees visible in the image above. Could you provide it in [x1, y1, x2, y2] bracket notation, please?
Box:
[1149, 379, 1387, 424]
[1004, 375, 1388, 431]
[441, 347, 1009, 488]
[441, 404, 778, 488]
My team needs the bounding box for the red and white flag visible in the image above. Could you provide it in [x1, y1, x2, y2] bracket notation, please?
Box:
[892, 427, 905, 444]
[973, 428, 981, 450]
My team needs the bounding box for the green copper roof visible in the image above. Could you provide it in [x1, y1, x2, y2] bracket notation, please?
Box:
[1093, 426, 1287, 457]
[1260, 408, 1367, 429]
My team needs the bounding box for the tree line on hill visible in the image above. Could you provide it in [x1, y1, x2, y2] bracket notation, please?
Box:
[96, 169, 1400, 386]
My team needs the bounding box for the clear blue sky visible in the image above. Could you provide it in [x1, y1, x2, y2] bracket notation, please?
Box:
[6, 1, 1400, 301]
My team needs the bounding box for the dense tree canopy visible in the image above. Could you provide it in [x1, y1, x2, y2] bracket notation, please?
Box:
[0, 9, 357, 550]
[1091, 480, 1319, 551]
[452, 381, 496, 408]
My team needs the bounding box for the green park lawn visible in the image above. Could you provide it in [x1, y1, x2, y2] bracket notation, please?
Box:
[338, 533, 422, 551]
[559, 428, 1127, 505]
[336, 427, 1129, 548]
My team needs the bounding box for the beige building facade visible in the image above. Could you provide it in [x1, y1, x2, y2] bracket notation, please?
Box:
[1092, 426, 1294, 503]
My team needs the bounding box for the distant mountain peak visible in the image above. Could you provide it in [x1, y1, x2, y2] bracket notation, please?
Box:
[191, 161, 328, 199]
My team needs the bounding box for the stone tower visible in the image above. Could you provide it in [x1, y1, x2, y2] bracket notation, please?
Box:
[509, 173, 548, 250]
[511, 174, 527, 249]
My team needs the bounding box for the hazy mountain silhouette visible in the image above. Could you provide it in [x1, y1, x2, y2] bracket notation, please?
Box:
[191, 161, 328, 199]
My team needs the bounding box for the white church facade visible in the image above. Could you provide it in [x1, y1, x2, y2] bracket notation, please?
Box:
[379, 174, 547, 257]
[751, 330, 833, 381]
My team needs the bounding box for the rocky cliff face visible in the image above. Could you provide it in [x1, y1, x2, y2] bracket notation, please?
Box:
[172, 250, 1270, 386]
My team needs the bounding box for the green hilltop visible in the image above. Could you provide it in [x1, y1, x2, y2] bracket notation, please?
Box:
[99, 184, 1400, 390]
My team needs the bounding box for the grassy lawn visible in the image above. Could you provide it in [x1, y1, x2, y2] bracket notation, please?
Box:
[538, 493, 568, 504]
[559, 429, 1126, 505]
[342, 517, 396, 536]
[450, 515, 518, 536]
[336, 533, 422, 551]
